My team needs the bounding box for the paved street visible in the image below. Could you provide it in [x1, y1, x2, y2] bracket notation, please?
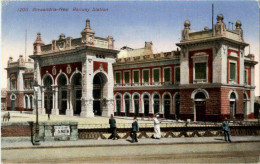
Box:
[2, 142, 260, 163]
[2, 136, 260, 163]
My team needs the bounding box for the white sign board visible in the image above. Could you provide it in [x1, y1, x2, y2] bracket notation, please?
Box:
[54, 126, 70, 136]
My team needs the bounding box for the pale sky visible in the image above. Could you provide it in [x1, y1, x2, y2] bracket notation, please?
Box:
[1, 1, 259, 96]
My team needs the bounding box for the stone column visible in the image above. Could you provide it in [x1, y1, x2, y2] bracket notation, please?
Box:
[180, 47, 189, 84]
[80, 57, 94, 117]
[41, 90, 45, 115]
[239, 50, 244, 85]
[52, 86, 59, 115]
[102, 59, 115, 117]
[66, 86, 73, 117]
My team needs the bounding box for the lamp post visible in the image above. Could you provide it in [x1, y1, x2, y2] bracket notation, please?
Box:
[33, 79, 40, 145]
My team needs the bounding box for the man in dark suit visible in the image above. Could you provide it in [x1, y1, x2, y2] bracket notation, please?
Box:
[222, 117, 231, 143]
[109, 114, 117, 140]
[131, 117, 139, 143]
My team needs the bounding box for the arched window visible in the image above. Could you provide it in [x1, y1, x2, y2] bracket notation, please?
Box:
[143, 94, 150, 117]
[153, 94, 160, 114]
[134, 95, 139, 117]
[164, 94, 171, 119]
[124, 94, 130, 117]
[116, 95, 121, 116]
[175, 93, 180, 120]
[57, 74, 67, 115]
[195, 92, 206, 99]
[230, 92, 236, 99]
[230, 92, 236, 119]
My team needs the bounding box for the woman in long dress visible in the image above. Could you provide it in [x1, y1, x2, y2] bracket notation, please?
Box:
[153, 114, 161, 139]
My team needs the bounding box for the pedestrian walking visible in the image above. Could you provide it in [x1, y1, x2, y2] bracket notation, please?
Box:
[109, 114, 117, 140]
[131, 117, 139, 143]
[222, 117, 231, 143]
[152, 114, 161, 139]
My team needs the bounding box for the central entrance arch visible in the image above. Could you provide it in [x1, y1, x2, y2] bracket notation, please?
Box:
[93, 72, 108, 116]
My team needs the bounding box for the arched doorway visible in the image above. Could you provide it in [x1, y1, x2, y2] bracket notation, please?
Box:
[143, 94, 149, 117]
[71, 73, 82, 115]
[230, 92, 236, 119]
[153, 94, 160, 114]
[115, 95, 121, 116]
[195, 92, 206, 121]
[124, 94, 130, 116]
[43, 76, 53, 115]
[11, 94, 16, 110]
[134, 95, 139, 117]
[175, 93, 180, 120]
[164, 94, 171, 119]
[93, 73, 107, 116]
[57, 74, 67, 115]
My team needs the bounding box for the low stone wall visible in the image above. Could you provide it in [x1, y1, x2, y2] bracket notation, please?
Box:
[1, 122, 31, 137]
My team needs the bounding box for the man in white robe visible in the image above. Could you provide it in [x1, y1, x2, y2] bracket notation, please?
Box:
[153, 114, 161, 139]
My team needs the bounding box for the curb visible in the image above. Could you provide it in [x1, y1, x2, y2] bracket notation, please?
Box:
[2, 139, 260, 150]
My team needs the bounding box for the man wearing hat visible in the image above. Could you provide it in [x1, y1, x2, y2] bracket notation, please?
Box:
[109, 114, 117, 140]
[131, 117, 139, 143]
[153, 114, 161, 139]
[222, 117, 231, 143]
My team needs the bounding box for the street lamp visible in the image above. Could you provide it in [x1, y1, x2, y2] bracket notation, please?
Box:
[33, 79, 40, 145]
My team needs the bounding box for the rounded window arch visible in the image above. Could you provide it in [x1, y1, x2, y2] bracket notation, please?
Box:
[143, 93, 150, 117]
[133, 93, 140, 117]
[230, 92, 236, 99]
[43, 75, 53, 87]
[195, 92, 206, 100]
[229, 92, 237, 119]
[174, 92, 180, 120]
[57, 74, 67, 86]
[124, 93, 131, 117]
[115, 94, 122, 116]
[153, 94, 160, 114]
[163, 93, 171, 119]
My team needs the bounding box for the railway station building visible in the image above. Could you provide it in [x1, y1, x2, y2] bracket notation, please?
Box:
[5, 15, 258, 121]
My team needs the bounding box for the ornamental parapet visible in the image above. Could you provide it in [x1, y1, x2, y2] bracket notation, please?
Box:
[115, 51, 180, 64]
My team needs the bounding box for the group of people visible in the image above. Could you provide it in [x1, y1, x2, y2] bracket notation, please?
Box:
[109, 114, 231, 143]
[109, 114, 162, 143]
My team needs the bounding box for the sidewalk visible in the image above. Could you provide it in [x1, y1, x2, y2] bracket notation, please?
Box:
[2, 136, 260, 149]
